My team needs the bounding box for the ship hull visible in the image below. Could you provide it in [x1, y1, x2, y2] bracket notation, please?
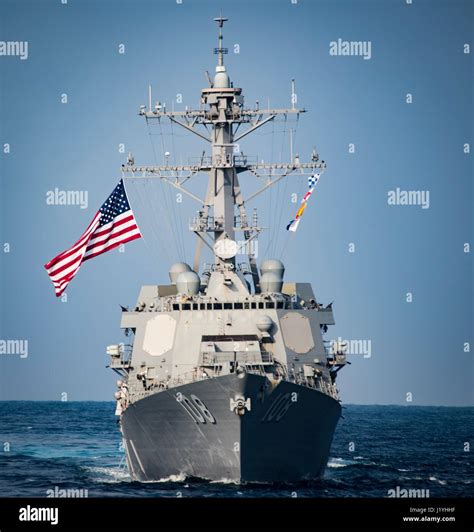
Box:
[121, 373, 341, 483]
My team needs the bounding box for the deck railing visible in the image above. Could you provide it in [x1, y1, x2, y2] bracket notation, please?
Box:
[129, 358, 339, 403]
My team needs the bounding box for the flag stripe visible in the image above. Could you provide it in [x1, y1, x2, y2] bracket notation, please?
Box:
[83, 231, 141, 262]
[86, 211, 134, 241]
[86, 226, 141, 257]
[46, 224, 99, 278]
[47, 238, 92, 279]
[53, 271, 77, 296]
[44, 214, 101, 270]
[48, 249, 86, 281]
[54, 272, 76, 291]
[86, 217, 138, 249]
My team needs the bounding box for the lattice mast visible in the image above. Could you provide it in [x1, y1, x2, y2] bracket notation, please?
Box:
[124, 17, 325, 289]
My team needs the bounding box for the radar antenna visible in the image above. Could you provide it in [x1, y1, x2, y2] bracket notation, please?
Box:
[124, 16, 326, 292]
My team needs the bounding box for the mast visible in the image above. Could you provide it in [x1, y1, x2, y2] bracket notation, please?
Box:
[205, 15, 237, 268]
[124, 17, 326, 291]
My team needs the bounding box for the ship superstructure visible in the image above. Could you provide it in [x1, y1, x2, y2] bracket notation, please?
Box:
[108, 17, 347, 482]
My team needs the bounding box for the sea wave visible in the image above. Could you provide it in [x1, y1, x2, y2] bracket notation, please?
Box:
[328, 457, 380, 468]
[1, 403, 472, 497]
[429, 476, 447, 485]
[328, 458, 358, 468]
[82, 466, 131, 484]
[210, 478, 240, 485]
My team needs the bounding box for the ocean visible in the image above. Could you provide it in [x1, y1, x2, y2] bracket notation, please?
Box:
[0, 402, 472, 498]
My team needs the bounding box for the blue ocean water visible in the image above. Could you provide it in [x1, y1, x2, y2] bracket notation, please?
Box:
[0, 402, 472, 498]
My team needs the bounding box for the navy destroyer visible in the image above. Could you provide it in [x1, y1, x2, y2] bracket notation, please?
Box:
[108, 17, 348, 482]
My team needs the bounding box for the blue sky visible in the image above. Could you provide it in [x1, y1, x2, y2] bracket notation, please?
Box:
[0, 0, 472, 405]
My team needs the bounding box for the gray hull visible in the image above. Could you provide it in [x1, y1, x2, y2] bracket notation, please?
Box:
[121, 373, 341, 482]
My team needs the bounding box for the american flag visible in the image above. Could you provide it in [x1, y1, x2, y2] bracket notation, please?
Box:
[45, 180, 141, 297]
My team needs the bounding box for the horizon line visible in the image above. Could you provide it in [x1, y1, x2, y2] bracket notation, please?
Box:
[0, 400, 472, 408]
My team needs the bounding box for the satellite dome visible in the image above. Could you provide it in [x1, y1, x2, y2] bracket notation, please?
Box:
[260, 272, 283, 293]
[169, 262, 192, 284]
[260, 259, 285, 278]
[176, 271, 200, 296]
[214, 66, 230, 88]
[257, 315, 274, 332]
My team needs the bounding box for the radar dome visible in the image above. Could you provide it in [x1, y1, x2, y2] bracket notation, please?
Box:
[169, 262, 192, 284]
[260, 259, 285, 278]
[176, 271, 200, 296]
[214, 66, 230, 88]
[257, 315, 274, 332]
[260, 272, 283, 293]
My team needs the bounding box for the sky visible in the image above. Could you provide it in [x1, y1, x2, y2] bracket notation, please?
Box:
[0, 0, 472, 405]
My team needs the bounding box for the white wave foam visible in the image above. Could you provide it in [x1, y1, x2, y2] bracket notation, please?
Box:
[328, 457, 381, 468]
[429, 476, 447, 485]
[328, 457, 357, 468]
[152, 472, 187, 483]
[83, 465, 131, 483]
[210, 477, 240, 485]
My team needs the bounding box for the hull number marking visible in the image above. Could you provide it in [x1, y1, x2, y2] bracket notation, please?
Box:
[176, 393, 216, 424]
[262, 392, 298, 423]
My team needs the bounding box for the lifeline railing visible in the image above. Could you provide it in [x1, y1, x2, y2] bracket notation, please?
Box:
[130, 360, 339, 403]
